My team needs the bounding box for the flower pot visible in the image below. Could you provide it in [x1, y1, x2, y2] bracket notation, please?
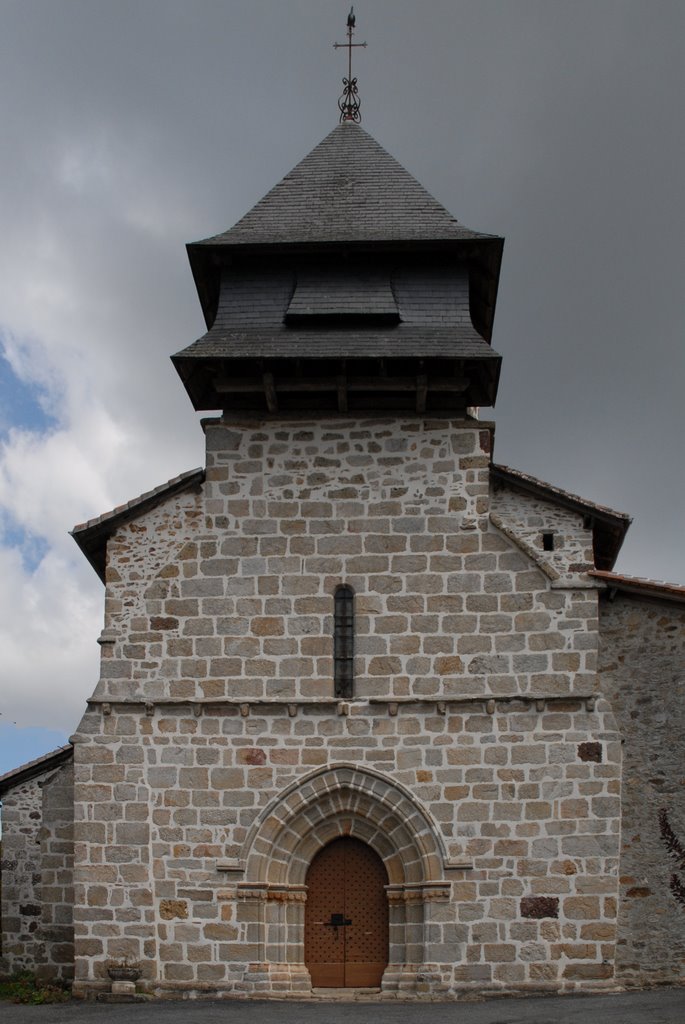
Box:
[107, 966, 142, 983]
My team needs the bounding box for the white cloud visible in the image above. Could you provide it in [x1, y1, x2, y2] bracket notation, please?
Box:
[0, 416, 122, 547]
[0, 544, 101, 732]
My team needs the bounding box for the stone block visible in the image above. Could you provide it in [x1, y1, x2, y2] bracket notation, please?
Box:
[159, 900, 188, 920]
[435, 655, 465, 675]
[521, 896, 559, 919]
[111, 980, 136, 995]
[483, 943, 516, 962]
[562, 963, 613, 980]
[563, 896, 600, 920]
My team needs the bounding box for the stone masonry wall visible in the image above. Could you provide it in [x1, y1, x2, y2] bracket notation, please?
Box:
[72, 698, 621, 996]
[39, 762, 74, 982]
[72, 416, 619, 997]
[1, 776, 45, 974]
[490, 484, 595, 584]
[94, 418, 599, 705]
[598, 593, 685, 987]
[0, 762, 74, 981]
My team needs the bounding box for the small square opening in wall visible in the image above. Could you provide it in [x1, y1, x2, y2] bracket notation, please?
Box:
[542, 531, 555, 551]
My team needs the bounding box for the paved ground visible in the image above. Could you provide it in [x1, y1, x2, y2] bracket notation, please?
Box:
[0, 989, 683, 1024]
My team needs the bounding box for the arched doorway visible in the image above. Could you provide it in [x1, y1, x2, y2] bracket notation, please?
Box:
[304, 837, 389, 988]
[239, 765, 451, 994]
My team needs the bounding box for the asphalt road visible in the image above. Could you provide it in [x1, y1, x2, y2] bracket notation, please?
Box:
[0, 990, 683, 1024]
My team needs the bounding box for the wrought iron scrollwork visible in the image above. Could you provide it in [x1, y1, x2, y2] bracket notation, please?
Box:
[338, 77, 361, 123]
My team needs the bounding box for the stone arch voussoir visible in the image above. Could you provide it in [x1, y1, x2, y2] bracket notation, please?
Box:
[243, 763, 446, 886]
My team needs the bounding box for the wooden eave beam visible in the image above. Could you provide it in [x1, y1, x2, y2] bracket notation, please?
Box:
[416, 374, 428, 413]
[263, 372, 278, 413]
[337, 374, 348, 413]
[215, 375, 470, 394]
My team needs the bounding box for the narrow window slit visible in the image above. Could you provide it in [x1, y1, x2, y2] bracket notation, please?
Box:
[542, 531, 555, 552]
[334, 585, 354, 698]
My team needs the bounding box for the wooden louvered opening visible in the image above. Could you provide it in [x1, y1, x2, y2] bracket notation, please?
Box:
[304, 837, 389, 988]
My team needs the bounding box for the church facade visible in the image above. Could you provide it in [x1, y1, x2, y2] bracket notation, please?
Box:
[1, 122, 684, 1000]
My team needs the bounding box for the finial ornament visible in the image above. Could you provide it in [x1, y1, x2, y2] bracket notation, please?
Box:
[333, 6, 367, 123]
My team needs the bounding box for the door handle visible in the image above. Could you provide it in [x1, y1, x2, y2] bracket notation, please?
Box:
[323, 911, 352, 938]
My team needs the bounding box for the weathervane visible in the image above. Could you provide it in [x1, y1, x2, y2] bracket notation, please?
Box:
[333, 7, 367, 123]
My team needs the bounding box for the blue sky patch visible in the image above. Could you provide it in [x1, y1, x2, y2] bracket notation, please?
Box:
[0, 722, 70, 778]
[0, 345, 58, 438]
[0, 512, 50, 573]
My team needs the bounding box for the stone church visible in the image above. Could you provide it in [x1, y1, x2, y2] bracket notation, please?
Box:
[1, 119, 684, 1000]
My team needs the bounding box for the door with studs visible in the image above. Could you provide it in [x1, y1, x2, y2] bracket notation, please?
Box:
[304, 836, 389, 987]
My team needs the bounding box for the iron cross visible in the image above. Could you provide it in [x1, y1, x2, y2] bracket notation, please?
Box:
[333, 7, 367, 122]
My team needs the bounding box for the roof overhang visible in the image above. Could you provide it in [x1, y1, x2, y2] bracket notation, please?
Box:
[590, 570, 685, 604]
[172, 349, 502, 415]
[0, 744, 73, 796]
[71, 469, 205, 583]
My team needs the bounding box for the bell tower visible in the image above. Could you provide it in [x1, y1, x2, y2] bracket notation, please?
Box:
[173, 120, 503, 418]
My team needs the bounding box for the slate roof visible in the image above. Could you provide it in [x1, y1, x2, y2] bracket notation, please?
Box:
[191, 122, 496, 249]
[185, 124, 504, 344]
[173, 259, 502, 411]
[176, 265, 483, 351]
[285, 269, 399, 321]
[175, 327, 497, 362]
[491, 464, 632, 571]
[72, 468, 205, 582]
[0, 744, 73, 796]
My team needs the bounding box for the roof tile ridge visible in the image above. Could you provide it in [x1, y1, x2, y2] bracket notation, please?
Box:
[492, 463, 632, 523]
[0, 743, 73, 788]
[71, 467, 204, 534]
[590, 569, 685, 593]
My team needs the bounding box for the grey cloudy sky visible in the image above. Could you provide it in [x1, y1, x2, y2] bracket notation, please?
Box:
[0, 0, 683, 764]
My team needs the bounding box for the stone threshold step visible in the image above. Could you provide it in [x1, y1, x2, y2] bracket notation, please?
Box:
[310, 988, 383, 1000]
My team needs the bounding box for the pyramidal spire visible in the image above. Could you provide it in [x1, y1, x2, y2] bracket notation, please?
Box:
[192, 123, 491, 249]
[333, 6, 367, 123]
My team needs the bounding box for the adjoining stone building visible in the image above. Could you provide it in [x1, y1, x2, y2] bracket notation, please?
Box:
[1, 121, 684, 999]
[0, 746, 74, 982]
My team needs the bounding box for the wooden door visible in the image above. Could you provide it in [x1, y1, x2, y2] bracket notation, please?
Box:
[304, 836, 389, 988]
